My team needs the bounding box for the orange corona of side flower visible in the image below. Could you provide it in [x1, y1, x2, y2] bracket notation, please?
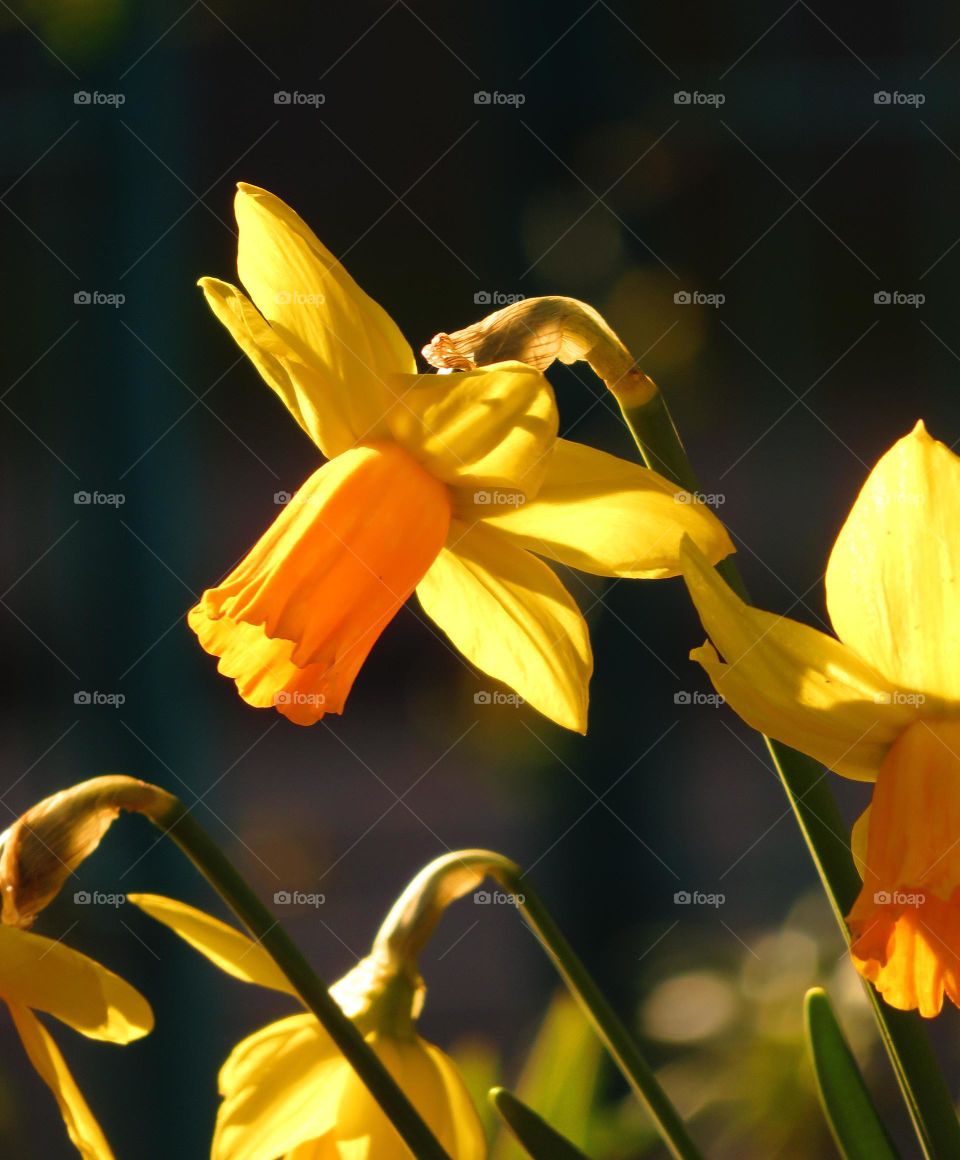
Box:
[190, 183, 734, 732]
[680, 422, 960, 1016]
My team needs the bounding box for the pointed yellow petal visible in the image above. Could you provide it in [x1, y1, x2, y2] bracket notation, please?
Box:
[417, 521, 592, 732]
[384, 361, 558, 497]
[127, 893, 296, 996]
[681, 538, 919, 780]
[479, 438, 735, 577]
[826, 422, 960, 702]
[214, 1013, 344, 1160]
[199, 278, 357, 457]
[234, 183, 414, 439]
[0, 926, 152, 1042]
[8, 1002, 114, 1160]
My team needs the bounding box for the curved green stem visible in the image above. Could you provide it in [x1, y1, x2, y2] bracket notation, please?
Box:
[615, 385, 960, 1159]
[376, 850, 702, 1160]
[506, 875, 702, 1160]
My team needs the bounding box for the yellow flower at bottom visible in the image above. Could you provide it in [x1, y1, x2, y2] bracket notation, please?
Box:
[128, 894, 485, 1159]
[191, 183, 735, 732]
[0, 922, 153, 1158]
[680, 423, 960, 1016]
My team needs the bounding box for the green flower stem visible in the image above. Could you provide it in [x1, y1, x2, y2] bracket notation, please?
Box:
[506, 875, 703, 1160]
[614, 386, 960, 1159]
[149, 792, 452, 1160]
[376, 850, 702, 1160]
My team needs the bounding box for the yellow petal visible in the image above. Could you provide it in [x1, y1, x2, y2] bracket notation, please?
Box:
[234, 183, 414, 439]
[681, 538, 920, 780]
[199, 278, 357, 457]
[0, 925, 152, 1042]
[8, 1002, 114, 1160]
[214, 1013, 344, 1160]
[826, 422, 960, 702]
[417, 521, 592, 732]
[127, 893, 296, 996]
[384, 361, 558, 498]
[851, 805, 871, 878]
[478, 438, 735, 577]
[335, 1035, 486, 1160]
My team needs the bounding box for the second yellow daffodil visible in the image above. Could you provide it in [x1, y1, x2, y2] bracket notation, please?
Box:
[191, 183, 733, 732]
[129, 893, 485, 1159]
[681, 422, 960, 1017]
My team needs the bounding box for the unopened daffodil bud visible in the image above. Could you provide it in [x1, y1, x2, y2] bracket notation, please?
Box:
[0, 777, 156, 1157]
[0, 775, 173, 928]
[422, 295, 657, 407]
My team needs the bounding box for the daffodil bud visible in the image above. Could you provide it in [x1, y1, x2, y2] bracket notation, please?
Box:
[0, 775, 173, 927]
[422, 295, 658, 406]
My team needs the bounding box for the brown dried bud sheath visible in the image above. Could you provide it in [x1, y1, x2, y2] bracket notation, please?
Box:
[422, 295, 658, 406]
[0, 776, 175, 927]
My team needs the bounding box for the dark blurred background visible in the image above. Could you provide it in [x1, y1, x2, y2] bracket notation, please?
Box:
[1, 2, 959, 1157]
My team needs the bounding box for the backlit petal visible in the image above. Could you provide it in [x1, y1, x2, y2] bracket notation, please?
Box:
[479, 438, 735, 577]
[384, 361, 558, 498]
[682, 538, 919, 780]
[199, 278, 357, 457]
[0, 926, 152, 1042]
[848, 720, 960, 1016]
[417, 521, 592, 732]
[335, 1035, 485, 1160]
[234, 183, 415, 440]
[190, 441, 451, 723]
[826, 422, 960, 702]
[214, 1014, 343, 1160]
[8, 1002, 114, 1159]
[851, 805, 871, 878]
[127, 894, 296, 995]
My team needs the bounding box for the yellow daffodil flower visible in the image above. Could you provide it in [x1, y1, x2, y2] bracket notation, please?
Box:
[0, 920, 153, 1157]
[128, 893, 485, 1159]
[191, 183, 734, 732]
[680, 422, 960, 1016]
